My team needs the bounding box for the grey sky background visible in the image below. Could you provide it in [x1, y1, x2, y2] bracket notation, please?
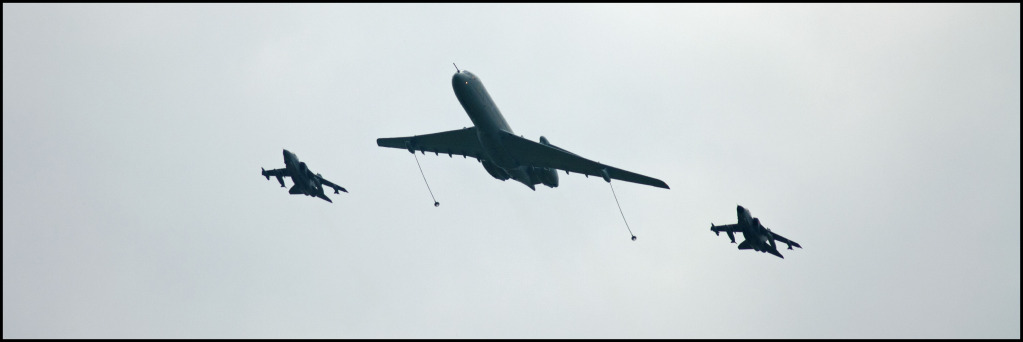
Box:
[3, 3, 1019, 338]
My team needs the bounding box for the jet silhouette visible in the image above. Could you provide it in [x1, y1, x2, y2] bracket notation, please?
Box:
[377, 66, 669, 191]
[261, 149, 347, 203]
[711, 205, 802, 258]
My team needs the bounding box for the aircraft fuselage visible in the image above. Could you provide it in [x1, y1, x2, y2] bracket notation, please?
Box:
[282, 149, 327, 200]
[736, 205, 781, 256]
[452, 70, 550, 190]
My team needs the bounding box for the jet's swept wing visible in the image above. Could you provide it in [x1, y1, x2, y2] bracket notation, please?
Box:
[320, 177, 348, 194]
[262, 168, 289, 178]
[262, 168, 289, 187]
[377, 127, 486, 159]
[499, 131, 669, 189]
[710, 224, 741, 233]
[767, 231, 802, 250]
[710, 223, 740, 243]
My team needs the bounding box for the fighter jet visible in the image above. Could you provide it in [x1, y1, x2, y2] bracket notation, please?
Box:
[710, 205, 802, 258]
[376, 65, 669, 191]
[261, 149, 348, 203]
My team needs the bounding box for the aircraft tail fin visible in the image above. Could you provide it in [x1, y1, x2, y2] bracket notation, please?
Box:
[768, 248, 784, 259]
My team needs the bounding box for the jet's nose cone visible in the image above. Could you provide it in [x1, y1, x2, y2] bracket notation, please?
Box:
[452, 72, 474, 90]
[452, 71, 470, 83]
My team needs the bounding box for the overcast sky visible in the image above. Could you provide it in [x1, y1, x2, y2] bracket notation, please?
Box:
[3, 3, 1019, 338]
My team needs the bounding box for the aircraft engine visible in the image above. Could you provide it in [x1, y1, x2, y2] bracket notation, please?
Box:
[535, 136, 559, 187]
[533, 166, 559, 188]
[481, 160, 510, 180]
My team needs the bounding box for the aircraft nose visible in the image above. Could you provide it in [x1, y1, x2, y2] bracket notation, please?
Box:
[452, 71, 470, 84]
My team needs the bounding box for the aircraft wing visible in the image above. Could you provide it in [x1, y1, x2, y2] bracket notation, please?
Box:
[710, 224, 741, 233]
[319, 177, 348, 194]
[261, 167, 289, 187]
[499, 131, 669, 189]
[261, 168, 289, 178]
[768, 230, 802, 250]
[377, 127, 486, 159]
